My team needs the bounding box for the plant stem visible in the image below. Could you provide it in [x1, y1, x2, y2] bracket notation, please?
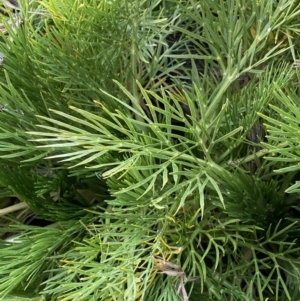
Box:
[0, 202, 29, 216]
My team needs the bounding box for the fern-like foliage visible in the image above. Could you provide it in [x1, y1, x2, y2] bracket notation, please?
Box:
[0, 0, 300, 300]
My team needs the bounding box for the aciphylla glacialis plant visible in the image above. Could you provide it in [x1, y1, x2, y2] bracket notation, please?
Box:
[0, 0, 300, 301]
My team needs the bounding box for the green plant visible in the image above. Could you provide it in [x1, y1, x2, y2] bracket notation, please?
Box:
[0, 0, 300, 300]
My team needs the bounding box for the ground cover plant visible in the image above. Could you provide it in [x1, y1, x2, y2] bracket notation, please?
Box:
[0, 0, 300, 300]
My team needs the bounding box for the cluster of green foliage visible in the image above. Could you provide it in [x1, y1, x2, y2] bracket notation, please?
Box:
[0, 0, 300, 300]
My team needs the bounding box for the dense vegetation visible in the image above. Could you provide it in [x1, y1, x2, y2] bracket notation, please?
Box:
[0, 0, 300, 300]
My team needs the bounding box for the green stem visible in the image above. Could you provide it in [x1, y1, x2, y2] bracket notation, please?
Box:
[131, 1, 145, 127]
[234, 141, 289, 165]
[206, 70, 238, 122]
